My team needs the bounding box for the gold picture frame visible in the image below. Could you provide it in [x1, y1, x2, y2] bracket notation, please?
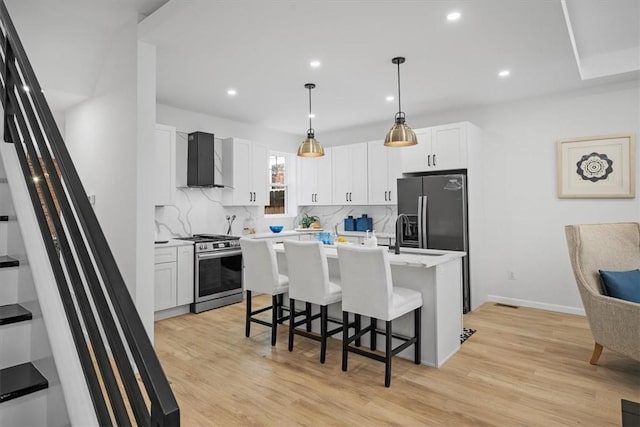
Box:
[557, 134, 635, 198]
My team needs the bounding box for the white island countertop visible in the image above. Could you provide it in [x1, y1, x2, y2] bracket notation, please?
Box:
[273, 243, 465, 268]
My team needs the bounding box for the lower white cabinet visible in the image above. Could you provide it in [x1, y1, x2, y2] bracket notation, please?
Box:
[154, 245, 194, 312]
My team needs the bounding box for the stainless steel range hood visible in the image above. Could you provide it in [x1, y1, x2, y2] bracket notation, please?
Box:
[187, 131, 224, 187]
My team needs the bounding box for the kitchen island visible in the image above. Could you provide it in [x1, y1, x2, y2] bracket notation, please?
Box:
[272, 244, 465, 368]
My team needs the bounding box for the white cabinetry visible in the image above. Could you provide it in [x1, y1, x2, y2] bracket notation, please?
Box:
[401, 122, 469, 173]
[367, 140, 403, 205]
[176, 245, 195, 306]
[153, 124, 176, 206]
[332, 143, 368, 205]
[222, 138, 269, 206]
[154, 247, 177, 311]
[154, 244, 194, 313]
[298, 147, 332, 205]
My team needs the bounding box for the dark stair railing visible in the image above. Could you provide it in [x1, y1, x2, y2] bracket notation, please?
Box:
[0, 2, 179, 425]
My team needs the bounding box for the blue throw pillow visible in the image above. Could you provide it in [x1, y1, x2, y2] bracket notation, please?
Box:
[599, 269, 640, 303]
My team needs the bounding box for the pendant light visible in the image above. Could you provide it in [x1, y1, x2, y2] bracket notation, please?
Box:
[384, 57, 417, 147]
[297, 83, 324, 157]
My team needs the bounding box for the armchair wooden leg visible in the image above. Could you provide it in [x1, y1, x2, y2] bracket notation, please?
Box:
[590, 342, 603, 365]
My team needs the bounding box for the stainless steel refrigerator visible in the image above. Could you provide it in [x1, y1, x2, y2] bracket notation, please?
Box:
[397, 174, 470, 313]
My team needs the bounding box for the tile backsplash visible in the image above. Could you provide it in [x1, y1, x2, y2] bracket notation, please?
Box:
[155, 188, 397, 240]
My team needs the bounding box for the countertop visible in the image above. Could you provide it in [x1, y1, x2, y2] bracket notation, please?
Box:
[338, 231, 394, 239]
[154, 239, 194, 248]
[245, 230, 316, 239]
[273, 243, 465, 269]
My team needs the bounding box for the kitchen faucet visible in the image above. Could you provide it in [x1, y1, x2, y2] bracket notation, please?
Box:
[394, 214, 410, 254]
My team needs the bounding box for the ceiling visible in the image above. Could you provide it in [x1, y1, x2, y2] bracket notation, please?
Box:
[6, 0, 640, 136]
[139, 0, 639, 135]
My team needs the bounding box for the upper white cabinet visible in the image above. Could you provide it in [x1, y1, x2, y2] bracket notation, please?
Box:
[430, 122, 468, 171]
[298, 147, 332, 205]
[153, 124, 176, 206]
[222, 138, 269, 206]
[332, 143, 368, 205]
[401, 122, 469, 173]
[367, 140, 403, 205]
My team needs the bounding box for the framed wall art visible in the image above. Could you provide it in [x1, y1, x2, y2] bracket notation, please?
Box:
[557, 134, 635, 198]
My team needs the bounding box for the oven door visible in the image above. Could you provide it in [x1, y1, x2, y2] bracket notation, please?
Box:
[195, 249, 243, 302]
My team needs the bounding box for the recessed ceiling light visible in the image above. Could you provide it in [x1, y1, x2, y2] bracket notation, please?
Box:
[227, 89, 237, 96]
[308, 113, 316, 119]
[498, 69, 511, 78]
[385, 95, 395, 102]
[447, 11, 461, 21]
[310, 60, 321, 68]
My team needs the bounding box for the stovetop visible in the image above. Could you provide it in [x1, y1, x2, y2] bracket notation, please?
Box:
[175, 234, 241, 253]
[175, 234, 240, 243]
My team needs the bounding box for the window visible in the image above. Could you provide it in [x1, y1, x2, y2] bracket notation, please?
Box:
[265, 153, 288, 215]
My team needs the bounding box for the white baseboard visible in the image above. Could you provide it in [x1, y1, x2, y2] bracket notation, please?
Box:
[487, 295, 586, 316]
[154, 304, 190, 321]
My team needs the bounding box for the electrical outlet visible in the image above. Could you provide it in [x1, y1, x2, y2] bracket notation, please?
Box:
[88, 194, 96, 205]
[507, 271, 516, 280]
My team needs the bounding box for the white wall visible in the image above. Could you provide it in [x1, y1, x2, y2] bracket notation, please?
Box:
[322, 80, 640, 313]
[157, 103, 299, 152]
[136, 41, 157, 339]
[64, 16, 153, 320]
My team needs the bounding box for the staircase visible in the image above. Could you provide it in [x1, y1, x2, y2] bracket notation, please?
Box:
[0, 169, 68, 426]
[0, 1, 178, 425]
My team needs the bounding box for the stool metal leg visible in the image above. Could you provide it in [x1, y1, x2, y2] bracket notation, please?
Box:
[355, 314, 361, 347]
[415, 307, 422, 364]
[271, 295, 278, 346]
[370, 318, 377, 351]
[305, 302, 312, 332]
[288, 298, 295, 352]
[320, 305, 328, 364]
[342, 311, 349, 372]
[385, 320, 392, 387]
[277, 293, 284, 323]
[245, 290, 252, 337]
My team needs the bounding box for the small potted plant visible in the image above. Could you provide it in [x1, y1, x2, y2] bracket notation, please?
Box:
[300, 213, 321, 229]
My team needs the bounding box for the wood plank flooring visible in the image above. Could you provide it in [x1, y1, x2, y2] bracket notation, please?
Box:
[154, 297, 640, 426]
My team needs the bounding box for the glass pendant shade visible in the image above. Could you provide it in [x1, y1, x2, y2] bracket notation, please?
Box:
[297, 83, 325, 157]
[384, 57, 417, 147]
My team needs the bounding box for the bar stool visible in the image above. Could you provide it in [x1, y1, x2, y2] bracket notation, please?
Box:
[337, 245, 423, 387]
[283, 240, 347, 364]
[239, 238, 289, 346]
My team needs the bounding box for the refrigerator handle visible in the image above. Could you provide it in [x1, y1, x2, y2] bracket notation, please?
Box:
[418, 196, 427, 248]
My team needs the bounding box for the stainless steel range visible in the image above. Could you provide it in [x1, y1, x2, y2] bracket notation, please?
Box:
[175, 234, 243, 313]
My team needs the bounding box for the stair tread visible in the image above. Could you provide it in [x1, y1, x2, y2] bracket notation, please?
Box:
[0, 255, 19, 268]
[0, 304, 32, 325]
[0, 362, 48, 403]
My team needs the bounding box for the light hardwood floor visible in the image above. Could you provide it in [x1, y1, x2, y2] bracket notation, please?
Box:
[154, 298, 639, 426]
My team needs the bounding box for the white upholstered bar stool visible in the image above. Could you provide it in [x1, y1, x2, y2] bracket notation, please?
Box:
[337, 245, 423, 387]
[283, 240, 346, 364]
[239, 238, 289, 346]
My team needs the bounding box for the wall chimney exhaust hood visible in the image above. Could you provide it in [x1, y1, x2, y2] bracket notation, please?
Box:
[187, 131, 224, 187]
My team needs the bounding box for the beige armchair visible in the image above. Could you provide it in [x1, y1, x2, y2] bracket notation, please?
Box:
[565, 222, 640, 364]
